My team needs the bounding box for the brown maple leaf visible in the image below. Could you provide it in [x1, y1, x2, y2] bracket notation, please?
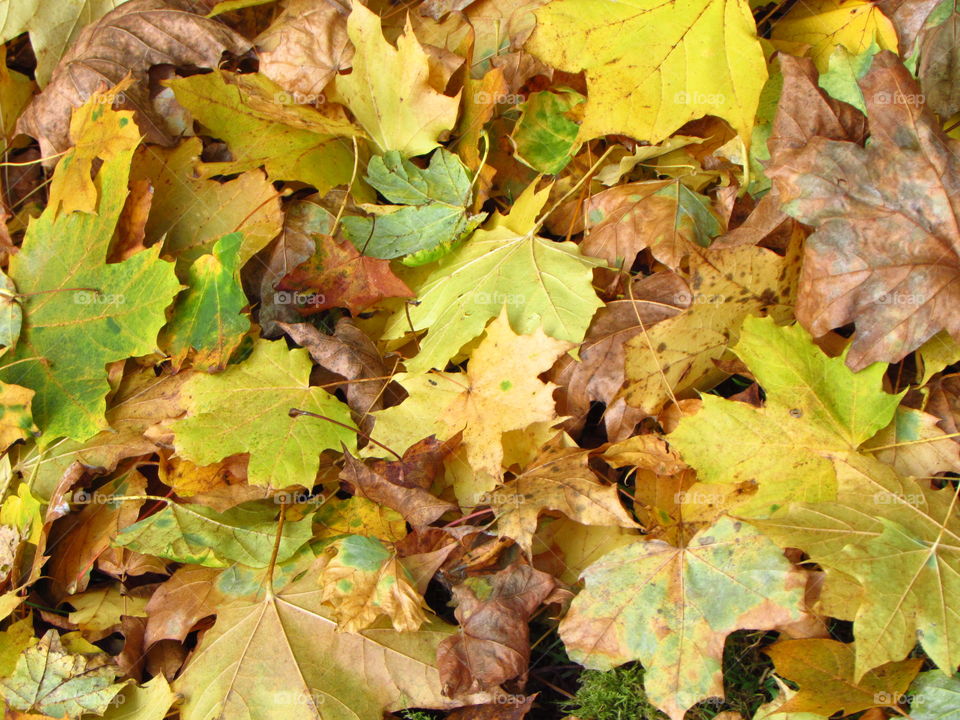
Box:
[769, 51, 960, 369]
[277, 233, 413, 314]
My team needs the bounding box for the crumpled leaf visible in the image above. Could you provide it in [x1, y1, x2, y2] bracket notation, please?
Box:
[334, 0, 461, 156]
[341, 149, 486, 265]
[769, 52, 960, 370]
[174, 570, 485, 720]
[172, 338, 355, 488]
[255, 0, 353, 97]
[16, 0, 249, 157]
[0, 629, 126, 717]
[159, 232, 248, 372]
[764, 638, 922, 716]
[0, 382, 37, 451]
[559, 516, 805, 720]
[144, 565, 224, 646]
[383, 183, 603, 373]
[438, 561, 559, 695]
[0, 97, 180, 442]
[511, 88, 584, 175]
[340, 440, 457, 528]
[277, 233, 414, 314]
[317, 534, 429, 632]
[526, 0, 767, 143]
[168, 70, 361, 194]
[488, 435, 637, 555]
[670, 316, 901, 518]
[114, 500, 314, 568]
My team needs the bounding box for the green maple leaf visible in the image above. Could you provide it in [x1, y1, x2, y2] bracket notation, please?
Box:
[383, 183, 604, 373]
[0, 630, 126, 717]
[114, 500, 315, 568]
[172, 338, 355, 488]
[511, 88, 585, 175]
[559, 516, 805, 720]
[0, 103, 180, 442]
[669, 317, 901, 517]
[341, 148, 486, 265]
[160, 232, 250, 372]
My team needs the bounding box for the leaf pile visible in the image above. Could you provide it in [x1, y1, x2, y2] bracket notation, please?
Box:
[0, 1, 959, 720]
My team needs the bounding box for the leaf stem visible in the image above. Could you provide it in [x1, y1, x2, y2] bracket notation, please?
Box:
[864, 431, 960, 453]
[288, 407, 402, 459]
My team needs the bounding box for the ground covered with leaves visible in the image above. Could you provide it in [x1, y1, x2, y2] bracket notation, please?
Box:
[0, 0, 958, 719]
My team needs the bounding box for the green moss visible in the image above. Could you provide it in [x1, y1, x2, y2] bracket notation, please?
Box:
[560, 664, 667, 720]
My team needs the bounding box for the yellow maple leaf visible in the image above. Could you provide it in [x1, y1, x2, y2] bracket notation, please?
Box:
[525, 0, 767, 144]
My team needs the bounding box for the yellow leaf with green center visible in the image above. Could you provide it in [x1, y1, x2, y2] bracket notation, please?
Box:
[317, 534, 428, 632]
[383, 183, 603, 373]
[525, 0, 767, 144]
[559, 516, 805, 720]
[670, 317, 901, 518]
[0, 98, 180, 442]
[771, 0, 898, 72]
[333, 1, 461, 156]
[172, 339, 355, 488]
[160, 232, 250, 372]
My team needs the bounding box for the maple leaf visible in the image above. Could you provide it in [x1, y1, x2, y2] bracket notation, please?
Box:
[559, 516, 805, 720]
[383, 183, 604, 373]
[622, 244, 798, 414]
[373, 310, 572, 479]
[131, 137, 284, 273]
[167, 70, 361, 194]
[669, 316, 901, 517]
[15, 0, 249, 156]
[114, 500, 315, 568]
[771, 0, 898, 72]
[340, 441, 457, 528]
[172, 338, 355, 488]
[160, 232, 249, 372]
[755, 455, 960, 679]
[511, 88, 585, 175]
[769, 52, 960, 370]
[174, 571, 484, 720]
[340, 148, 487, 265]
[488, 435, 638, 555]
[333, 0, 461, 156]
[764, 638, 922, 716]
[277, 233, 414, 314]
[317, 534, 429, 632]
[0, 630, 126, 717]
[525, 0, 767, 143]
[0, 99, 180, 442]
[438, 561, 559, 695]
[907, 670, 960, 720]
